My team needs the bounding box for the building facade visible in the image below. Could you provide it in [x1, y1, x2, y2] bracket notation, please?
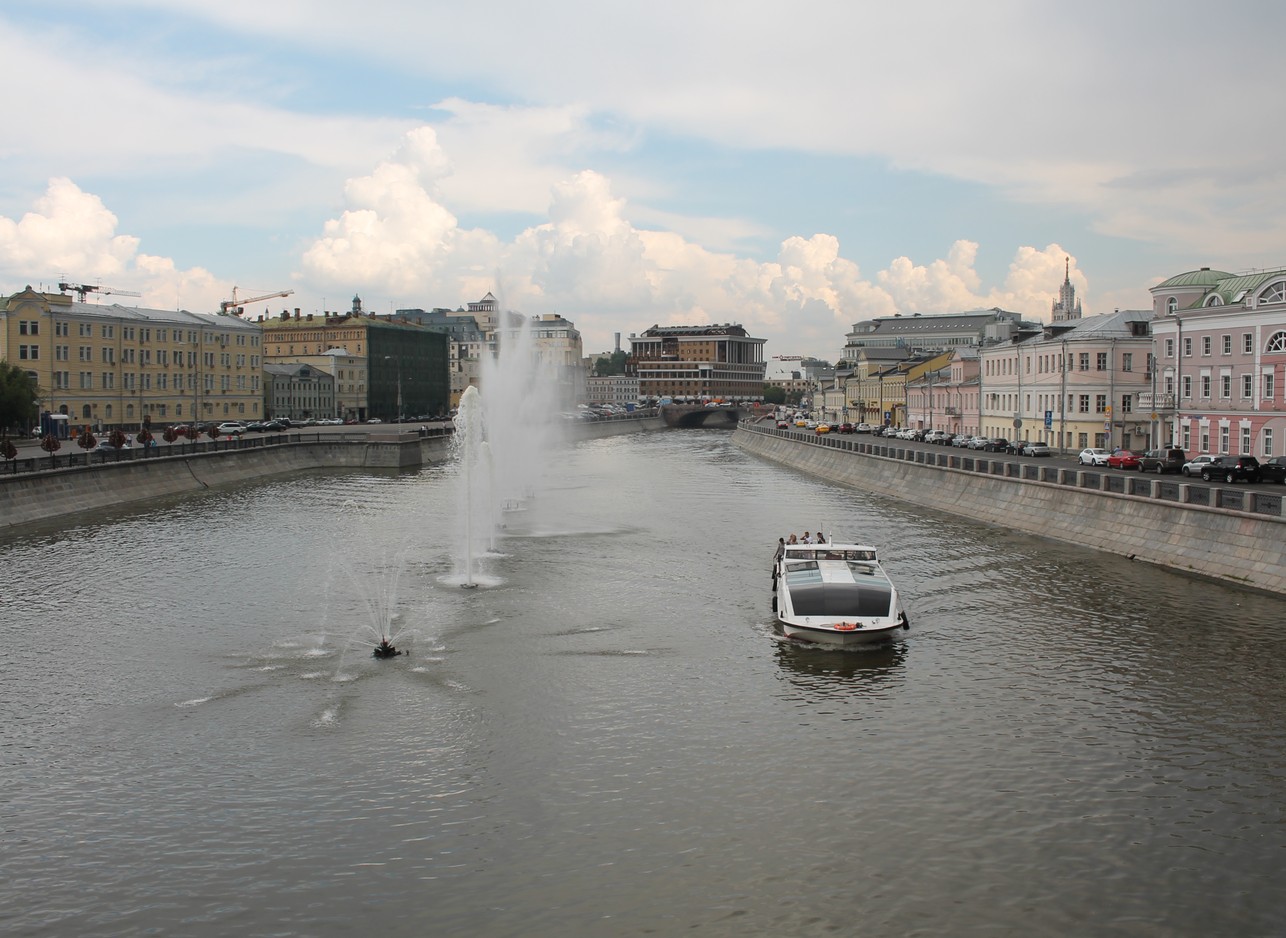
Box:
[259, 303, 449, 421]
[264, 362, 336, 421]
[2, 286, 263, 432]
[585, 374, 640, 405]
[1149, 266, 1286, 457]
[628, 323, 767, 401]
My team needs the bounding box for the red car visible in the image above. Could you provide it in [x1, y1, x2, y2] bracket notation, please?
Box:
[1107, 448, 1141, 470]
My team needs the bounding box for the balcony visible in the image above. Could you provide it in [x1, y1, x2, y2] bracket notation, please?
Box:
[1136, 392, 1175, 410]
[944, 406, 959, 415]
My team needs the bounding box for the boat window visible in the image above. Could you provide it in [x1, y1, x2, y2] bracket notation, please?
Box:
[784, 561, 822, 585]
[849, 563, 877, 576]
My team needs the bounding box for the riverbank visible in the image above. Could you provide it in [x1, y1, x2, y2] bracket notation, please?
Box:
[733, 423, 1286, 595]
[1, 416, 664, 530]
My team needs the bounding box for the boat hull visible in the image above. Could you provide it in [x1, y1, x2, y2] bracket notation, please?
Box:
[779, 617, 906, 647]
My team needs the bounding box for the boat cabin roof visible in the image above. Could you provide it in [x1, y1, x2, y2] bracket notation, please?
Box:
[781, 544, 877, 562]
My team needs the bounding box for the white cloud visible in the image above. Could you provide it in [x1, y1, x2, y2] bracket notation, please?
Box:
[0, 178, 226, 311]
[294, 136, 1102, 356]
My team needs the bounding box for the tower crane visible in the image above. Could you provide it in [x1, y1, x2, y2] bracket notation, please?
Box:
[58, 281, 143, 302]
[220, 286, 294, 314]
[772, 354, 804, 361]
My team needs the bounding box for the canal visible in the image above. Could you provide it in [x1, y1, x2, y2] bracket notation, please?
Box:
[2, 428, 1283, 936]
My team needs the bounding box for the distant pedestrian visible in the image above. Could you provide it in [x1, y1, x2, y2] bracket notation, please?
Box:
[787, 534, 798, 545]
[816, 530, 825, 544]
[802, 531, 813, 544]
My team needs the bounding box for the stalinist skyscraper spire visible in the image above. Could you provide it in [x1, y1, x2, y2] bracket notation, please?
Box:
[1051, 256, 1083, 322]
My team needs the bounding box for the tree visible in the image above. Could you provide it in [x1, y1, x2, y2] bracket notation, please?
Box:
[762, 386, 786, 405]
[593, 350, 628, 377]
[0, 360, 40, 436]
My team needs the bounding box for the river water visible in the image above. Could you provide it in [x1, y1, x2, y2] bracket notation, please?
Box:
[2, 428, 1284, 937]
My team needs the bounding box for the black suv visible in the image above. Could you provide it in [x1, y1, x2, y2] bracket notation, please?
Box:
[1139, 447, 1186, 473]
[1200, 455, 1261, 483]
[1260, 455, 1286, 484]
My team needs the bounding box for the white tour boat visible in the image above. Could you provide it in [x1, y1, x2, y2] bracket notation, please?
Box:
[772, 538, 909, 646]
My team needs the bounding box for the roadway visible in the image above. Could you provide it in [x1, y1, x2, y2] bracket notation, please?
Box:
[771, 426, 1253, 492]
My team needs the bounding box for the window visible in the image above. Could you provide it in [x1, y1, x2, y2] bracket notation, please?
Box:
[1183, 337, 1192, 357]
[1266, 428, 1275, 457]
[1079, 353, 1090, 370]
[1220, 374, 1231, 399]
[1165, 338, 1175, 358]
[1258, 280, 1286, 305]
[1222, 335, 1232, 355]
[1120, 395, 1132, 414]
[1242, 374, 1253, 398]
[1201, 375, 1211, 398]
[1122, 353, 1133, 372]
[1201, 336, 1212, 356]
[19, 345, 38, 360]
[1095, 394, 1107, 413]
[1220, 427, 1230, 453]
[1078, 394, 1090, 413]
[1096, 352, 1107, 371]
[1241, 427, 1251, 455]
[1167, 297, 1178, 314]
[1268, 331, 1286, 353]
[1265, 372, 1276, 400]
[1244, 333, 1254, 354]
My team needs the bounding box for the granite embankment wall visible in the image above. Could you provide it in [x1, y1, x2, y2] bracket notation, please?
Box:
[733, 425, 1286, 596]
[0, 417, 664, 531]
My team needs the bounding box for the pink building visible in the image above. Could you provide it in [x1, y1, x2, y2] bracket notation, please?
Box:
[1149, 267, 1286, 457]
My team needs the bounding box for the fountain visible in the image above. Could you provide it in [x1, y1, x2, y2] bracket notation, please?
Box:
[450, 314, 562, 587]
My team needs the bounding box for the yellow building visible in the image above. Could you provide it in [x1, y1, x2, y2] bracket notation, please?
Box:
[2, 286, 263, 431]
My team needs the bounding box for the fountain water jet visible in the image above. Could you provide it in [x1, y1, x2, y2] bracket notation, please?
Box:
[449, 314, 563, 586]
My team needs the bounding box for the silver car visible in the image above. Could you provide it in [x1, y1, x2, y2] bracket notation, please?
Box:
[1182, 454, 1218, 477]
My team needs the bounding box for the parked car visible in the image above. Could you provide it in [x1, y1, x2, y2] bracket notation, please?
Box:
[1078, 448, 1111, 466]
[215, 422, 245, 436]
[1021, 442, 1051, 457]
[1106, 448, 1141, 470]
[854, 423, 872, 434]
[1181, 454, 1218, 477]
[1200, 455, 1261, 483]
[92, 439, 131, 454]
[262, 420, 287, 432]
[367, 418, 383, 424]
[981, 438, 1009, 452]
[1138, 448, 1186, 474]
[1260, 455, 1286, 484]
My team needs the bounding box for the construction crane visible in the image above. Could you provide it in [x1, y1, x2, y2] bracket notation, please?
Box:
[58, 281, 143, 302]
[772, 355, 805, 361]
[220, 286, 294, 314]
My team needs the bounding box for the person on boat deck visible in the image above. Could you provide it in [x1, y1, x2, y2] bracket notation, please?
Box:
[787, 534, 798, 545]
[802, 532, 812, 544]
[816, 530, 825, 544]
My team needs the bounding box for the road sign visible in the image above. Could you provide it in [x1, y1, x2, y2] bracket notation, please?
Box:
[1044, 410, 1053, 429]
[1013, 418, 1022, 429]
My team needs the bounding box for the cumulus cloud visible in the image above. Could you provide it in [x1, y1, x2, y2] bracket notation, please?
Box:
[0, 178, 225, 311]
[296, 133, 1097, 356]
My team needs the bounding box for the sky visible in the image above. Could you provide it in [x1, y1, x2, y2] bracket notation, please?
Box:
[3, 1, 1285, 371]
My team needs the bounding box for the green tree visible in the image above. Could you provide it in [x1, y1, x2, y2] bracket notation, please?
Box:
[593, 350, 628, 376]
[762, 386, 786, 405]
[0, 360, 40, 435]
